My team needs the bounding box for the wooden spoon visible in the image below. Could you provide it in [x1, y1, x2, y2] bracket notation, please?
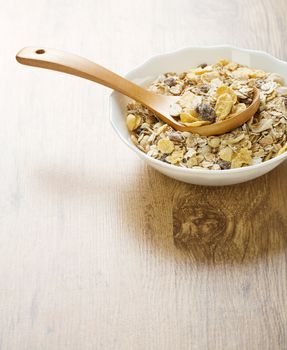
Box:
[16, 47, 260, 136]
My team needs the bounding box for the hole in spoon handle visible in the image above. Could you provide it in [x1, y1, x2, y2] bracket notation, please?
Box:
[35, 49, 45, 54]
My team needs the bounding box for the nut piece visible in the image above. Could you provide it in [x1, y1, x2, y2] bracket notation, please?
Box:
[157, 139, 175, 154]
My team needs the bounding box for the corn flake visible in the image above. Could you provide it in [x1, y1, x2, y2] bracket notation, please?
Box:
[166, 150, 184, 164]
[215, 93, 233, 120]
[157, 139, 174, 154]
[219, 147, 233, 162]
[180, 112, 198, 123]
[228, 103, 247, 118]
[126, 114, 141, 131]
[184, 120, 211, 127]
[216, 85, 237, 104]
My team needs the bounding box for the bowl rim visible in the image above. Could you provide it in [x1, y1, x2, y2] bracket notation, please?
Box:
[109, 45, 287, 174]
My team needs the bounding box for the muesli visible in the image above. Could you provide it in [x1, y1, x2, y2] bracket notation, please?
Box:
[126, 59, 287, 169]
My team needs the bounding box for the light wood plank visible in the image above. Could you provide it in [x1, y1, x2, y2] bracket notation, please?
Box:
[0, 0, 287, 349]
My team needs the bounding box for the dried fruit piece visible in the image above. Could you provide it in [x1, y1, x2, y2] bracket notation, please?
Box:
[215, 93, 233, 120]
[195, 103, 216, 122]
[197, 63, 208, 68]
[164, 77, 177, 87]
[126, 114, 141, 131]
[157, 139, 174, 154]
[199, 84, 210, 93]
[217, 160, 231, 170]
[169, 132, 183, 143]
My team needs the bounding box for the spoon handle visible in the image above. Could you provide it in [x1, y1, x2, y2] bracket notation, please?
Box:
[16, 47, 153, 104]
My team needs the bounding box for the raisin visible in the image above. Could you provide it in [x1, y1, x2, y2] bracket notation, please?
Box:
[195, 103, 216, 122]
[197, 63, 208, 68]
[217, 160, 231, 170]
[200, 84, 210, 93]
[169, 132, 183, 143]
[283, 97, 287, 108]
[164, 77, 177, 87]
[160, 154, 169, 163]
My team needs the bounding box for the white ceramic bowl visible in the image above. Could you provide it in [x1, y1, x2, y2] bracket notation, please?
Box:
[109, 46, 287, 186]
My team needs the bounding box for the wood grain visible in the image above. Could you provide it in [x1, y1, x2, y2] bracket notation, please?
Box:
[1, 0, 287, 349]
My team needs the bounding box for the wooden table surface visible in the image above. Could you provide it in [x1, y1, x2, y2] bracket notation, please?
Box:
[1, 0, 287, 349]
